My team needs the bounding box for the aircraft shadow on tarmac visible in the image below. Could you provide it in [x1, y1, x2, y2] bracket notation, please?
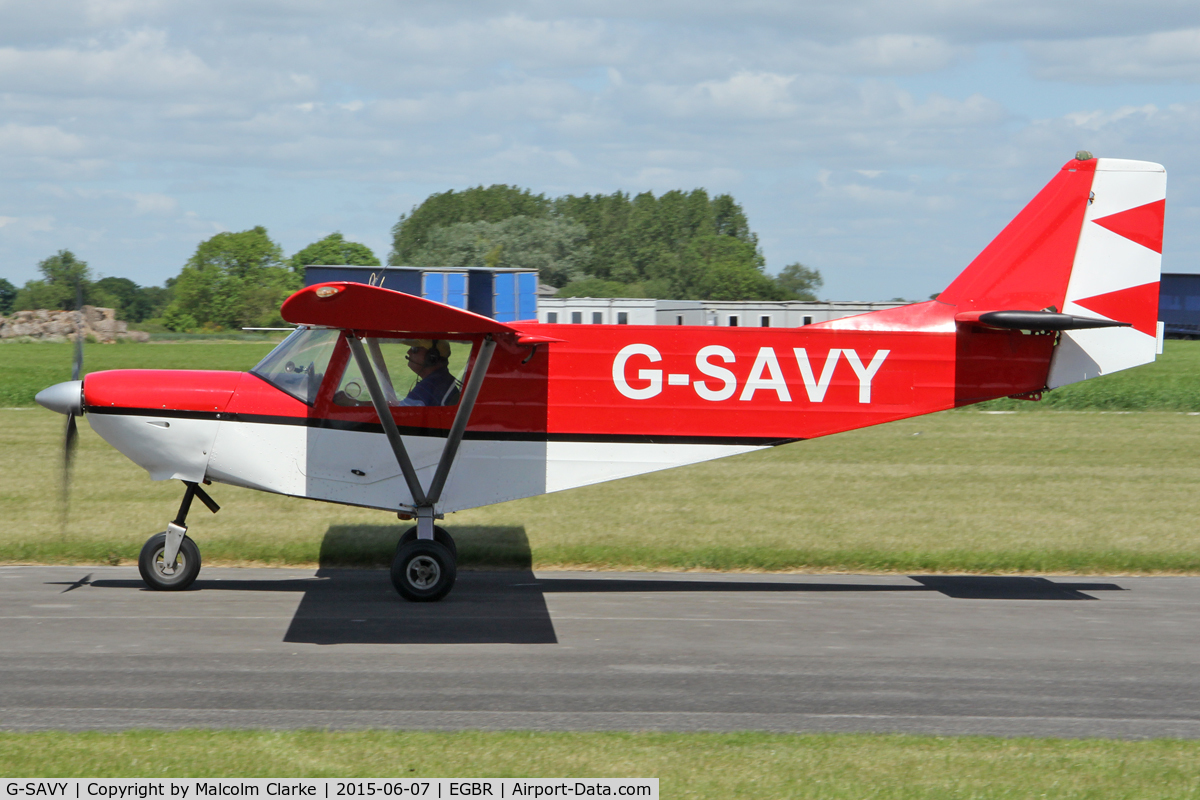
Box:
[74, 525, 1125, 646]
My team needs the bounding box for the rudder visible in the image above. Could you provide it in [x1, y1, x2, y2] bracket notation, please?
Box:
[1047, 158, 1166, 388]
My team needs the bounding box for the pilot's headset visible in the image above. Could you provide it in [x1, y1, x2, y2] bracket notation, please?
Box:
[423, 340, 451, 367]
[429, 340, 451, 369]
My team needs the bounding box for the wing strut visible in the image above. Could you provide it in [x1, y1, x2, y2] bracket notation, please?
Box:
[346, 332, 498, 537]
[347, 334, 429, 506]
[427, 335, 497, 505]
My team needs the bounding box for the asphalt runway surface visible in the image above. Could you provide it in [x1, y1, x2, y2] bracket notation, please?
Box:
[1, 565, 1198, 738]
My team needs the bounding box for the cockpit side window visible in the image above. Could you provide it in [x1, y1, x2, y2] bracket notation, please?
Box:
[334, 337, 471, 408]
[250, 327, 340, 405]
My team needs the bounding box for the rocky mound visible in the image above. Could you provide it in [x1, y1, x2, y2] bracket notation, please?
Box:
[0, 307, 150, 343]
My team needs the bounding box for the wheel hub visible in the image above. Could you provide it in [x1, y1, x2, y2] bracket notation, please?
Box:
[406, 555, 441, 589]
[155, 550, 181, 576]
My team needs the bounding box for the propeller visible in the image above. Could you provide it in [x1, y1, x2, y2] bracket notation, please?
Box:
[60, 283, 84, 534]
[34, 284, 87, 538]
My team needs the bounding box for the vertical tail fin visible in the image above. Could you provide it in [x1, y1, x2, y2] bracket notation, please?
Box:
[1047, 159, 1165, 387]
[939, 156, 1165, 388]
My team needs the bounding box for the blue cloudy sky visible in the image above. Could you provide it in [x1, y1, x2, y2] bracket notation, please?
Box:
[2, 1, 1199, 300]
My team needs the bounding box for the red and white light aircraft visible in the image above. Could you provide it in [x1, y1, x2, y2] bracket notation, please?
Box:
[37, 154, 1167, 601]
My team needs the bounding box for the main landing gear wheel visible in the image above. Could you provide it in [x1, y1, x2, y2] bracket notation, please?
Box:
[391, 539, 456, 602]
[138, 531, 202, 591]
[396, 525, 457, 559]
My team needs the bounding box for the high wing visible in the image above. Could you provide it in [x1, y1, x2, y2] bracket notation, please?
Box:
[280, 281, 523, 337]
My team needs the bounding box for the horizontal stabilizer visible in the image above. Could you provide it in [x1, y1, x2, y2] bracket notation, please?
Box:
[956, 310, 1131, 331]
[282, 282, 523, 336]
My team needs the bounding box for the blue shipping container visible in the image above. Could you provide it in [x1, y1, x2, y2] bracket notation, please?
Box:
[304, 265, 536, 322]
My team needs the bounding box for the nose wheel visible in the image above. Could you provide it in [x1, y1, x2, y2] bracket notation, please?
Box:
[138, 531, 202, 591]
[137, 480, 219, 592]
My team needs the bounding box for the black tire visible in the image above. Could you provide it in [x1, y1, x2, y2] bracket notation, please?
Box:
[391, 539, 456, 602]
[396, 525, 457, 560]
[138, 532, 201, 591]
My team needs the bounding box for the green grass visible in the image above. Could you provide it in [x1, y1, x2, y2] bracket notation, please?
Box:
[976, 337, 1200, 411]
[0, 340, 278, 407]
[5, 406, 1200, 573]
[1, 731, 1199, 798]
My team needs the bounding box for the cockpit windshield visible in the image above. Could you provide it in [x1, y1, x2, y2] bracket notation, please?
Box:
[250, 327, 339, 405]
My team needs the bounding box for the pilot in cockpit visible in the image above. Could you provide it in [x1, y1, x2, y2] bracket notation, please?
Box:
[399, 339, 461, 407]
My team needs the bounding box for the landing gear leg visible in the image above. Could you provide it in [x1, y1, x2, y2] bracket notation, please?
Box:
[347, 334, 495, 603]
[396, 524, 457, 559]
[137, 481, 219, 591]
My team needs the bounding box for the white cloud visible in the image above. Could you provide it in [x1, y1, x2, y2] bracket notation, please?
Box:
[129, 192, 178, 215]
[1026, 29, 1200, 83]
[788, 34, 967, 76]
[651, 72, 800, 120]
[1063, 104, 1162, 131]
[0, 124, 84, 156]
[816, 168, 950, 209]
[0, 29, 218, 97]
[0, 215, 55, 234]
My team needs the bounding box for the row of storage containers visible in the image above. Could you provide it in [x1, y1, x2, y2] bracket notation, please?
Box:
[303, 265, 538, 323]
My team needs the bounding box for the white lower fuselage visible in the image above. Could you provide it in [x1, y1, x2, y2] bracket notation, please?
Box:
[87, 411, 765, 514]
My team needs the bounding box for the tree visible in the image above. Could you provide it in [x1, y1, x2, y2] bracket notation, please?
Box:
[392, 184, 816, 301]
[409, 216, 591, 287]
[13, 250, 118, 311]
[289, 232, 380, 273]
[556, 278, 646, 298]
[774, 262, 823, 301]
[94, 276, 166, 322]
[162, 227, 299, 331]
[138, 284, 173, 320]
[556, 189, 760, 289]
[390, 185, 551, 264]
[0, 278, 15, 315]
[677, 235, 786, 301]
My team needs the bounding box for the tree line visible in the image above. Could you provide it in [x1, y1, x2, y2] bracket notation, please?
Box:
[391, 184, 821, 301]
[2, 185, 820, 330]
[1, 231, 379, 330]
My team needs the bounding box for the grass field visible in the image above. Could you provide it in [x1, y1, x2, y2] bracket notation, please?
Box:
[974, 337, 1200, 411]
[1, 731, 1199, 798]
[4, 405, 1200, 573]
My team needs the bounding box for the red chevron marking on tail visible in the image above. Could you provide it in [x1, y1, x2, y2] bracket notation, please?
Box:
[1092, 199, 1165, 254]
[1074, 281, 1160, 337]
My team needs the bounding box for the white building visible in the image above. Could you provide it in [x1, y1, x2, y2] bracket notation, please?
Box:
[537, 297, 658, 325]
[538, 297, 908, 327]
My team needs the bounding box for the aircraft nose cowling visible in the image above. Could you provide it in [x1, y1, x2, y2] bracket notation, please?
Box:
[35, 380, 83, 416]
